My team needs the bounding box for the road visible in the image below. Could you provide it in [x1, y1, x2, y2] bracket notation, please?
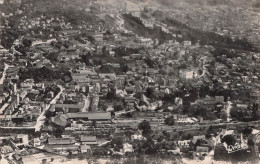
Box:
[0, 63, 9, 85]
[31, 39, 56, 46]
[198, 65, 207, 78]
[0, 63, 11, 115]
[0, 97, 11, 115]
[226, 101, 232, 122]
[82, 95, 90, 112]
[34, 85, 64, 132]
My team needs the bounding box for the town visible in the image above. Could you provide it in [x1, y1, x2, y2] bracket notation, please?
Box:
[0, 0, 260, 163]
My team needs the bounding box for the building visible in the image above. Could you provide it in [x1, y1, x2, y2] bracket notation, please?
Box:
[80, 136, 98, 145]
[177, 140, 191, 149]
[179, 69, 198, 79]
[1, 145, 13, 154]
[251, 90, 260, 104]
[131, 130, 146, 141]
[71, 73, 90, 83]
[123, 143, 134, 154]
[124, 96, 137, 110]
[80, 145, 91, 153]
[51, 112, 111, 127]
[196, 96, 224, 107]
[48, 138, 76, 145]
[50, 104, 84, 114]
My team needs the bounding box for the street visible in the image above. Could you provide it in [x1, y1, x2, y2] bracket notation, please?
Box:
[34, 85, 64, 132]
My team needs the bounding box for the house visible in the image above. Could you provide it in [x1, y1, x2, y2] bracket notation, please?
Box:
[196, 96, 224, 107]
[125, 86, 136, 94]
[48, 138, 75, 145]
[192, 135, 206, 144]
[0, 136, 10, 145]
[71, 73, 90, 83]
[179, 69, 198, 79]
[80, 136, 98, 145]
[123, 143, 134, 154]
[50, 145, 79, 152]
[130, 53, 141, 59]
[131, 130, 146, 141]
[12, 154, 22, 161]
[33, 138, 41, 147]
[177, 140, 191, 148]
[58, 52, 80, 61]
[126, 71, 134, 78]
[168, 147, 181, 155]
[31, 107, 41, 119]
[80, 144, 91, 153]
[1, 145, 13, 154]
[0, 45, 9, 56]
[50, 104, 84, 114]
[196, 146, 209, 153]
[124, 96, 137, 110]
[99, 73, 116, 81]
[51, 112, 111, 127]
[251, 90, 260, 104]
[193, 146, 209, 159]
[20, 79, 34, 89]
[115, 75, 126, 89]
[15, 134, 29, 146]
[183, 41, 192, 47]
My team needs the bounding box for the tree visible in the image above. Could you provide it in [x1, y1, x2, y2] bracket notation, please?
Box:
[142, 138, 159, 154]
[230, 108, 239, 120]
[159, 68, 167, 75]
[121, 64, 130, 73]
[22, 38, 32, 47]
[242, 127, 252, 137]
[182, 133, 193, 140]
[138, 120, 152, 137]
[164, 116, 175, 125]
[107, 88, 117, 100]
[114, 104, 124, 112]
[145, 58, 156, 68]
[112, 137, 124, 151]
[99, 65, 114, 73]
[87, 36, 95, 43]
[221, 135, 236, 146]
[146, 87, 155, 99]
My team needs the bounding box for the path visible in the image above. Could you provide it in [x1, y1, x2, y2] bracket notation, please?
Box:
[0, 63, 9, 85]
[0, 97, 11, 115]
[82, 95, 90, 112]
[198, 65, 207, 78]
[226, 101, 232, 122]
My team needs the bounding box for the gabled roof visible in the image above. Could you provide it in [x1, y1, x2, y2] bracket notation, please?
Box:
[54, 104, 84, 109]
[81, 144, 91, 151]
[65, 112, 111, 120]
[82, 141, 98, 145]
[48, 138, 75, 145]
[51, 112, 111, 127]
[80, 136, 97, 142]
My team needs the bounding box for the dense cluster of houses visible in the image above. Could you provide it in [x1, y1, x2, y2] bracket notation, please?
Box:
[0, 0, 260, 163]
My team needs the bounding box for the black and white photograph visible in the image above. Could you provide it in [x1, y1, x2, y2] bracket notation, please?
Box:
[0, 0, 259, 163]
